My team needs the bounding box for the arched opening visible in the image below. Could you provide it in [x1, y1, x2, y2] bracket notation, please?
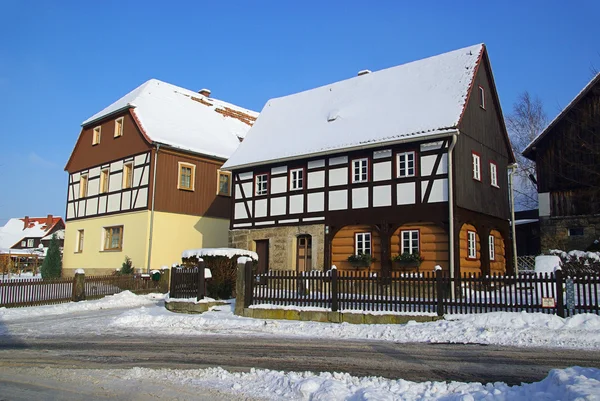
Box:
[489, 229, 506, 276]
[391, 222, 448, 272]
[331, 225, 380, 270]
[459, 223, 481, 275]
[296, 234, 312, 273]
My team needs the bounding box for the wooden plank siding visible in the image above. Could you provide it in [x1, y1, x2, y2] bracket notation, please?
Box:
[456, 53, 511, 220]
[459, 223, 481, 274]
[391, 223, 449, 272]
[65, 111, 151, 173]
[153, 149, 230, 219]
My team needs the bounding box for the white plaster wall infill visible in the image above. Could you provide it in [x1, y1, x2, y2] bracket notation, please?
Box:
[397, 182, 416, 205]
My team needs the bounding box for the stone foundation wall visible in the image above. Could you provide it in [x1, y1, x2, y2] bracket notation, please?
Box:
[540, 215, 600, 251]
[229, 224, 325, 271]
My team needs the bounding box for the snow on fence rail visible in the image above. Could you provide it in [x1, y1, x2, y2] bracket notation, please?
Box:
[241, 265, 600, 317]
[0, 274, 167, 308]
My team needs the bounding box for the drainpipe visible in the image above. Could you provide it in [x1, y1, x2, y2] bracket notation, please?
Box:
[508, 163, 518, 275]
[447, 132, 458, 300]
[147, 144, 160, 273]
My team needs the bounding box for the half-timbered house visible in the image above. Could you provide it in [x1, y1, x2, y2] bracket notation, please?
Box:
[63, 79, 257, 275]
[523, 73, 600, 251]
[223, 44, 515, 279]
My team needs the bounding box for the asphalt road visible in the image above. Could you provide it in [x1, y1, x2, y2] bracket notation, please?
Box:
[1, 335, 599, 386]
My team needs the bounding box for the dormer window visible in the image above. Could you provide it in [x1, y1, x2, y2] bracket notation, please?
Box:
[114, 117, 124, 137]
[478, 86, 485, 109]
[92, 126, 101, 145]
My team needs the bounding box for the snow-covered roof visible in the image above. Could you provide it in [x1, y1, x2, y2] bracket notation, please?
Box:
[223, 44, 484, 170]
[523, 72, 600, 160]
[0, 217, 63, 249]
[82, 79, 259, 160]
[42, 229, 65, 241]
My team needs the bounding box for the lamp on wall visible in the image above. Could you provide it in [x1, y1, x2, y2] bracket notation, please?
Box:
[325, 226, 329, 235]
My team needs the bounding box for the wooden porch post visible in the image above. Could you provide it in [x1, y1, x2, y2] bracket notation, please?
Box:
[377, 223, 393, 282]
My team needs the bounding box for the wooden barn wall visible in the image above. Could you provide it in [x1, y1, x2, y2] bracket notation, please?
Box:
[66, 111, 151, 173]
[153, 150, 230, 219]
[535, 87, 600, 193]
[332, 225, 381, 271]
[456, 57, 510, 220]
[489, 229, 506, 275]
[459, 223, 481, 274]
[391, 223, 449, 272]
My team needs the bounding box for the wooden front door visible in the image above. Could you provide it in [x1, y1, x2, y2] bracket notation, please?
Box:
[296, 235, 312, 273]
[255, 240, 269, 274]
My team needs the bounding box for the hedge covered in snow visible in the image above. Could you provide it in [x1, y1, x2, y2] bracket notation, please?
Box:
[549, 249, 600, 275]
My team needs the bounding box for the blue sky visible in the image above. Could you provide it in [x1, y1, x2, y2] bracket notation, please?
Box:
[0, 1, 598, 225]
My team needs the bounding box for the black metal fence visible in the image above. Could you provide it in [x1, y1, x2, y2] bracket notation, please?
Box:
[242, 264, 600, 317]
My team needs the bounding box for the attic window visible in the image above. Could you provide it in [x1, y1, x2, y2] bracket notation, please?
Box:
[114, 117, 124, 138]
[92, 126, 101, 145]
[478, 86, 485, 109]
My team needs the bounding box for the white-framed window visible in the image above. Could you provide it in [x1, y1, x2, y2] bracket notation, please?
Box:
[352, 158, 369, 183]
[122, 162, 133, 189]
[92, 126, 101, 145]
[217, 170, 231, 196]
[489, 234, 495, 261]
[76, 229, 84, 253]
[114, 117, 124, 137]
[100, 168, 110, 194]
[177, 162, 195, 191]
[490, 162, 498, 188]
[103, 226, 123, 251]
[397, 151, 416, 177]
[27, 239, 34, 247]
[479, 85, 485, 109]
[355, 232, 372, 255]
[255, 173, 268, 196]
[20, 240, 26, 247]
[401, 230, 419, 255]
[467, 231, 477, 259]
[290, 168, 304, 190]
[472, 152, 481, 181]
[79, 173, 89, 198]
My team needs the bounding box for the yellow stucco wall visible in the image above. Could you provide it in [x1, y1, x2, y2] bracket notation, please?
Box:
[146, 212, 230, 270]
[63, 211, 150, 276]
[63, 211, 229, 275]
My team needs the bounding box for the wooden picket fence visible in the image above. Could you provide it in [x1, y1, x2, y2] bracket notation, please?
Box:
[241, 264, 600, 317]
[0, 274, 168, 308]
[169, 264, 206, 300]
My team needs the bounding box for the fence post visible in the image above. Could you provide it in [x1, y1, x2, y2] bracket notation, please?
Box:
[555, 268, 565, 318]
[244, 261, 253, 308]
[161, 268, 170, 293]
[170, 265, 177, 296]
[435, 266, 445, 316]
[196, 261, 206, 301]
[72, 270, 86, 302]
[331, 267, 338, 312]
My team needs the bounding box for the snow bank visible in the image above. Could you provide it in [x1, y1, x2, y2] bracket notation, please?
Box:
[535, 255, 561, 274]
[182, 248, 258, 260]
[0, 291, 164, 322]
[550, 249, 600, 262]
[165, 294, 216, 304]
[120, 366, 600, 400]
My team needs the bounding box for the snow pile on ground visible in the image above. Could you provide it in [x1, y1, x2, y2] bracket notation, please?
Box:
[119, 366, 600, 400]
[182, 247, 258, 260]
[535, 255, 561, 274]
[0, 291, 164, 321]
[107, 301, 600, 349]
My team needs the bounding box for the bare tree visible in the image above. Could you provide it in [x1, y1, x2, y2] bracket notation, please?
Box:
[506, 91, 548, 211]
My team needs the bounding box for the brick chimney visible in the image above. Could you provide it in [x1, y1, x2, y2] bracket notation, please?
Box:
[23, 216, 30, 230]
[198, 88, 211, 97]
[46, 214, 53, 228]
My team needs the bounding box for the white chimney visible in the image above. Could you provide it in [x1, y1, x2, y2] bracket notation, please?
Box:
[198, 88, 211, 97]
